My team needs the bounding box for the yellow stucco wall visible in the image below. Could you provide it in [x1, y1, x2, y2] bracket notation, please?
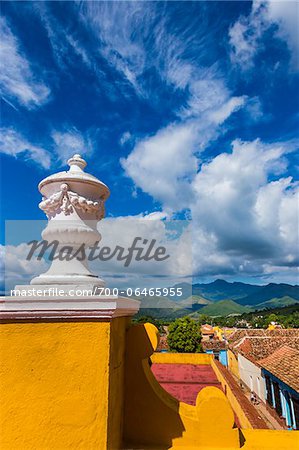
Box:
[151, 352, 212, 365]
[243, 429, 299, 450]
[0, 318, 128, 450]
[228, 349, 240, 378]
[213, 326, 224, 341]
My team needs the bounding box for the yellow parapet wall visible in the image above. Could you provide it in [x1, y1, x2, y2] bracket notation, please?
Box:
[243, 429, 299, 449]
[227, 348, 240, 378]
[0, 318, 129, 450]
[151, 352, 212, 364]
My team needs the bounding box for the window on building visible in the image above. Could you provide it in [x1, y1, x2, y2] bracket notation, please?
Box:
[265, 376, 273, 406]
[273, 382, 282, 417]
[292, 396, 299, 430]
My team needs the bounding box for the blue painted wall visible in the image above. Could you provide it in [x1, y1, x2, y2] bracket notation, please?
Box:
[219, 350, 228, 367]
[204, 349, 228, 367]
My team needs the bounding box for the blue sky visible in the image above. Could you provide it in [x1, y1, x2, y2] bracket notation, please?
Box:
[0, 1, 298, 284]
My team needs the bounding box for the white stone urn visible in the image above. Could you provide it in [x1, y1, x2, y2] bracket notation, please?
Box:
[30, 154, 110, 289]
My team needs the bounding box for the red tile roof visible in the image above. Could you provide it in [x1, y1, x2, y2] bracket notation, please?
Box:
[202, 340, 227, 351]
[228, 329, 299, 364]
[201, 324, 214, 334]
[229, 328, 299, 344]
[236, 337, 299, 361]
[156, 335, 168, 351]
[258, 346, 299, 393]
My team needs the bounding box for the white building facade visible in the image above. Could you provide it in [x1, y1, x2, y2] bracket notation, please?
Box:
[238, 353, 265, 402]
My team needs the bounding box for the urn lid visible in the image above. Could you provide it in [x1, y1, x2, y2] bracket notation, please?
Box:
[38, 154, 110, 200]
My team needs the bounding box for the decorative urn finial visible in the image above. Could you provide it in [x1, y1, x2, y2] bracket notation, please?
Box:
[67, 154, 87, 171]
[30, 154, 110, 290]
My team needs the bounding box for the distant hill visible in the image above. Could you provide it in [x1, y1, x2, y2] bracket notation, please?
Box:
[133, 280, 299, 319]
[190, 279, 299, 307]
[249, 303, 299, 316]
[135, 307, 190, 320]
[136, 295, 191, 319]
[198, 299, 251, 316]
[254, 296, 299, 310]
[236, 283, 299, 306]
[168, 282, 193, 301]
[192, 279, 260, 301]
[179, 295, 212, 311]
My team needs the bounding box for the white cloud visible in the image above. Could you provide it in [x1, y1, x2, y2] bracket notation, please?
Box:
[1, 243, 49, 293]
[123, 134, 298, 281]
[97, 215, 192, 279]
[77, 0, 248, 113]
[266, 0, 299, 69]
[77, 1, 147, 92]
[0, 128, 51, 168]
[229, 4, 264, 71]
[121, 123, 199, 211]
[107, 5, 248, 211]
[51, 127, 93, 162]
[181, 76, 231, 118]
[191, 139, 299, 278]
[208, 96, 247, 124]
[121, 94, 246, 211]
[0, 125, 93, 169]
[229, 0, 299, 71]
[119, 131, 132, 146]
[0, 17, 50, 108]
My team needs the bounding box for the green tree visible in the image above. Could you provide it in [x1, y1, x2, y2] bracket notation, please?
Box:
[196, 314, 211, 325]
[265, 313, 278, 327]
[167, 317, 202, 353]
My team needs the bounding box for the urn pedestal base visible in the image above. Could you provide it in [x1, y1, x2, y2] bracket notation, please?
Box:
[0, 294, 140, 319]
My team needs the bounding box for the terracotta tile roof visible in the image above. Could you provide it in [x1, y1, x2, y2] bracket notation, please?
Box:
[230, 336, 299, 363]
[228, 328, 299, 344]
[258, 346, 299, 393]
[156, 335, 168, 351]
[202, 340, 227, 351]
[201, 324, 214, 334]
[228, 329, 267, 343]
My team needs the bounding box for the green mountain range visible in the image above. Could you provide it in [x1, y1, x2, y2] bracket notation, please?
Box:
[135, 280, 299, 318]
[191, 279, 299, 305]
[192, 281, 299, 315]
[254, 296, 299, 310]
[197, 299, 251, 316]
